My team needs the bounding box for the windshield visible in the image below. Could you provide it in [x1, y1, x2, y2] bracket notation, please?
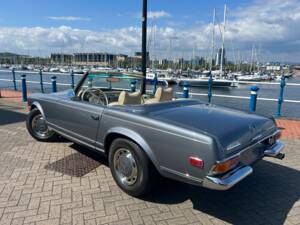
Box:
[80, 72, 143, 91]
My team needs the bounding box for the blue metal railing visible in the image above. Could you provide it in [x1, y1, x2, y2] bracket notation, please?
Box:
[1, 69, 300, 117]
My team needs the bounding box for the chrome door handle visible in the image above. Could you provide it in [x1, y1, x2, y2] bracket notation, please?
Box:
[90, 115, 100, 120]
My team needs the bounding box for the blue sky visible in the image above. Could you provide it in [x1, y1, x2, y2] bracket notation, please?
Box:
[0, 0, 250, 29]
[0, 0, 300, 62]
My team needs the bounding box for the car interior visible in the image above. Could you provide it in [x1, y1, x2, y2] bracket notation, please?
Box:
[75, 73, 175, 106]
[77, 86, 174, 106]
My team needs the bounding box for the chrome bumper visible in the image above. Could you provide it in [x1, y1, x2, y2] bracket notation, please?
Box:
[264, 140, 285, 159]
[203, 140, 285, 191]
[203, 166, 253, 190]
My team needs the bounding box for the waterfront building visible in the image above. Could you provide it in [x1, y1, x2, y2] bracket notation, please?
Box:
[51, 53, 73, 65]
[73, 52, 116, 66]
[266, 65, 281, 71]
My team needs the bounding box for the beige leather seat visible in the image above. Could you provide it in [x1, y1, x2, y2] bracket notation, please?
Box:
[109, 91, 142, 106]
[144, 87, 173, 104]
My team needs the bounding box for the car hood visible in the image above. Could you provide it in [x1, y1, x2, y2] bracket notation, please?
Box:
[148, 101, 276, 152]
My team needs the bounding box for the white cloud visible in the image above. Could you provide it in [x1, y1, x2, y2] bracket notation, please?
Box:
[1, 0, 300, 62]
[148, 11, 171, 19]
[47, 16, 91, 22]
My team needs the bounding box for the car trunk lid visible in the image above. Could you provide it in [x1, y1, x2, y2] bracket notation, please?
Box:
[148, 102, 276, 154]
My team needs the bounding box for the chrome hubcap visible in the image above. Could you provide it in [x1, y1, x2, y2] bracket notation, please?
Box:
[32, 114, 49, 137]
[113, 148, 138, 186]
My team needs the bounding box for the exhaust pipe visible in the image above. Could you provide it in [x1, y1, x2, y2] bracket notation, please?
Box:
[274, 153, 285, 160]
[264, 141, 285, 160]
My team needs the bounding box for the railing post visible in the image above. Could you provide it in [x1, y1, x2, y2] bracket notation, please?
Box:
[21, 74, 27, 102]
[12, 68, 17, 91]
[152, 73, 158, 95]
[182, 81, 189, 98]
[70, 70, 75, 89]
[249, 86, 259, 112]
[39, 69, 44, 93]
[130, 80, 137, 92]
[208, 75, 213, 103]
[51, 76, 57, 93]
[276, 76, 286, 117]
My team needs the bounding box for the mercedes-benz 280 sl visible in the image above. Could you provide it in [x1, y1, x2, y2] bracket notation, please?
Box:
[26, 71, 285, 196]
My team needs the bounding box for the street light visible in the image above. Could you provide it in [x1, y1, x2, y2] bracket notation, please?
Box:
[141, 0, 147, 94]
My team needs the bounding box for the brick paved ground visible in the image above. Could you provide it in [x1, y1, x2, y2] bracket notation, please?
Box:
[1, 100, 300, 225]
[0, 90, 27, 103]
[277, 119, 300, 139]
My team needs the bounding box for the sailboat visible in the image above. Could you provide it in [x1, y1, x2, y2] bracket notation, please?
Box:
[178, 5, 236, 88]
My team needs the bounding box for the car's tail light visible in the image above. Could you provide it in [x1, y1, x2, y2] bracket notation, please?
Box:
[189, 157, 204, 168]
[212, 155, 240, 175]
[267, 131, 282, 146]
[275, 130, 282, 140]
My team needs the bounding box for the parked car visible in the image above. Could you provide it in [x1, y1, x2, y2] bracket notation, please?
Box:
[26, 71, 285, 197]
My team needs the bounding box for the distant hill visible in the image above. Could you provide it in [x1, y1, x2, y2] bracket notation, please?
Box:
[0, 52, 30, 58]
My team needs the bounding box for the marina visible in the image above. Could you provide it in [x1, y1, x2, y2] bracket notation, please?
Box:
[1, 0, 300, 224]
[1, 68, 300, 118]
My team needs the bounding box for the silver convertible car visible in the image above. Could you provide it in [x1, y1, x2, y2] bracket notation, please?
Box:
[26, 71, 285, 197]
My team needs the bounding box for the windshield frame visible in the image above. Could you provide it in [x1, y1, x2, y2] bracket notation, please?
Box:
[75, 70, 144, 95]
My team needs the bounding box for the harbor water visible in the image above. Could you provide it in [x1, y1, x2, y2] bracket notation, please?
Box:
[0, 69, 300, 119]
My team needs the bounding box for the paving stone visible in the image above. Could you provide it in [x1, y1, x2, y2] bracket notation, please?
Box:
[0, 101, 300, 225]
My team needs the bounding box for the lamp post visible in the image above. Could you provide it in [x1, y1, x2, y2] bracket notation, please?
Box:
[141, 0, 147, 94]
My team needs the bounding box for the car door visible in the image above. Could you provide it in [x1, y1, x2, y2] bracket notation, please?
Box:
[45, 97, 104, 150]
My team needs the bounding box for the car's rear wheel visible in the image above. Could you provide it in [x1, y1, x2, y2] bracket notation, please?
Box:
[26, 108, 57, 141]
[109, 138, 157, 197]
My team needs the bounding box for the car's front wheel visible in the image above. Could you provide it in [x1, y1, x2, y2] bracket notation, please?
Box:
[109, 138, 157, 197]
[26, 108, 57, 142]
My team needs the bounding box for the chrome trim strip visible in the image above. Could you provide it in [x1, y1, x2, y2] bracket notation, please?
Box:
[160, 166, 204, 183]
[47, 122, 103, 145]
[48, 124, 105, 153]
[264, 140, 285, 157]
[203, 166, 253, 191]
[96, 141, 104, 147]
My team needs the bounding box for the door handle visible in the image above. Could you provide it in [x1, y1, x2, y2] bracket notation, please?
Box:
[90, 115, 100, 120]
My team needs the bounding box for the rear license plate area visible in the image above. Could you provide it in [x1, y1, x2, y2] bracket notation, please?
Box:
[240, 145, 264, 165]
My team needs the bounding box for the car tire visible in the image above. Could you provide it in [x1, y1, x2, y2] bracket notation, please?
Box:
[109, 138, 157, 197]
[26, 108, 57, 142]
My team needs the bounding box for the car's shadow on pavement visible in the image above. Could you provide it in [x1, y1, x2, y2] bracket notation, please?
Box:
[144, 160, 300, 225]
[0, 108, 27, 126]
[45, 142, 299, 225]
[45, 143, 108, 177]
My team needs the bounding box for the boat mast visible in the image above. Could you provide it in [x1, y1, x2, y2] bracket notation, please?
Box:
[250, 44, 254, 72]
[220, 4, 227, 75]
[209, 8, 216, 72]
[192, 44, 195, 70]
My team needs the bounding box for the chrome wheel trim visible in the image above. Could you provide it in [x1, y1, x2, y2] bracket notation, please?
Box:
[31, 114, 50, 137]
[113, 148, 138, 186]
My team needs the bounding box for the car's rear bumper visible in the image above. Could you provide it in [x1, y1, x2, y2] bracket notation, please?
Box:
[202, 140, 285, 191]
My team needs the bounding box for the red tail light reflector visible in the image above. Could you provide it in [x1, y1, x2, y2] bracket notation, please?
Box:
[189, 157, 204, 168]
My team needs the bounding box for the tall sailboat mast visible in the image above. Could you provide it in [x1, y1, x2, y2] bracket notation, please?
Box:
[220, 4, 227, 75]
[209, 8, 216, 72]
[250, 44, 254, 72]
